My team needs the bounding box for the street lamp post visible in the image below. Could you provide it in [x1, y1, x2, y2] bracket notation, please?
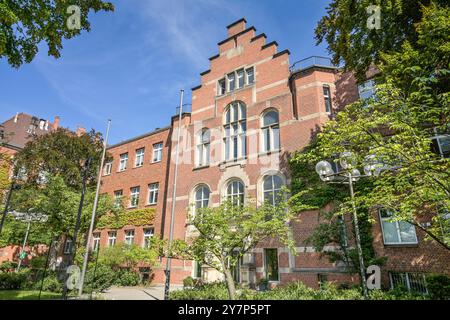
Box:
[315, 153, 382, 299]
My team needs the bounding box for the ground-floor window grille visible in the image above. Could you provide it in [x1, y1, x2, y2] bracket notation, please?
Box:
[389, 272, 428, 294]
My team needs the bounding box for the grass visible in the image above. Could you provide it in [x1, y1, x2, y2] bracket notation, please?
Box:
[0, 290, 62, 300]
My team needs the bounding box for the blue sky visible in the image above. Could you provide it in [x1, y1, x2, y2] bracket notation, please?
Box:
[0, 0, 331, 144]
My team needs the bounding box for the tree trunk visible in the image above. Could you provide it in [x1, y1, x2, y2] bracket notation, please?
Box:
[220, 259, 236, 300]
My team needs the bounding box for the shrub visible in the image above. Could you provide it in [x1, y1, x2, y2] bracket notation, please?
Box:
[170, 282, 231, 300]
[84, 264, 116, 293]
[0, 271, 29, 290]
[38, 275, 62, 293]
[114, 270, 140, 287]
[426, 274, 450, 300]
[0, 261, 18, 272]
[183, 276, 194, 288]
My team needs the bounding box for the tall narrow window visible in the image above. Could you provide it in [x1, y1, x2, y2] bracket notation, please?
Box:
[193, 261, 203, 279]
[227, 72, 236, 91]
[125, 230, 135, 245]
[103, 161, 112, 176]
[135, 148, 145, 167]
[227, 180, 244, 206]
[195, 185, 210, 215]
[263, 175, 283, 206]
[380, 208, 417, 245]
[261, 110, 280, 153]
[92, 233, 101, 251]
[143, 228, 154, 248]
[237, 69, 245, 89]
[114, 190, 123, 208]
[224, 101, 246, 161]
[246, 67, 254, 84]
[130, 186, 140, 207]
[323, 85, 332, 113]
[148, 183, 159, 205]
[108, 231, 117, 246]
[153, 142, 163, 162]
[119, 153, 128, 171]
[264, 248, 279, 281]
[218, 78, 226, 95]
[64, 239, 72, 254]
[197, 129, 210, 167]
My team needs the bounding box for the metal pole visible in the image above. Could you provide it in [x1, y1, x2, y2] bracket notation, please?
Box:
[16, 219, 31, 272]
[62, 156, 92, 300]
[348, 172, 369, 299]
[39, 237, 54, 300]
[89, 246, 101, 300]
[164, 89, 184, 300]
[0, 178, 15, 235]
[78, 119, 111, 297]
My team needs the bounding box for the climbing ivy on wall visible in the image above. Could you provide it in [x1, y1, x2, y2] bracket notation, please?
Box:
[96, 208, 155, 229]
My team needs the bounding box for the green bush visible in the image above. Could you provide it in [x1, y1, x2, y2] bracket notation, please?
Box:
[0, 271, 29, 290]
[0, 261, 18, 272]
[183, 276, 194, 288]
[170, 282, 231, 300]
[114, 270, 140, 287]
[84, 264, 116, 293]
[38, 275, 62, 293]
[426, 274, 450, 300]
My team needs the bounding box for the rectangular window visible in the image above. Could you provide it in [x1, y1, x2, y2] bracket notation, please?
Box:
[264, 248, 279, 281]
[148, 183, 159, 205]
[130, 186, 140, 208]
[143, 228, 154, 248]
[380, 208, 418, 245]
[390, 272, 428, 294]
[135, 148, 145, 167]
[237, 69, 245, 89]
[358, 79, 376, 100]
[246, 67, 254, 84]
[119, 153, 128, 171]
[193, 261, 203, 279]
[152, 142, 163, 163]
[114, 190, 123, 208]
[218, 78, 226, 95]
[125, 230, 135, 245]
[108, 231, 117, 247]
[431, 130, 450, 158]
[337, 215, 348, 247]
[64, 239, 72, 254]
[103, 161, 112, 176]
[92, 233, 101, 251]
[323, 85, 332, 113]
[228, 72, 235, 91]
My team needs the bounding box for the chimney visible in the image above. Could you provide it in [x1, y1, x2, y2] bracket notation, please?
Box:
[14, 112, 19, 123]
[76, 126, 86, 137]
[227, 18, 247, 37]
[52, 116, 60, 131]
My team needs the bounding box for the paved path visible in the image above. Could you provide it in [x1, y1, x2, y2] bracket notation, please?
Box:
[100, 285, 182, 300]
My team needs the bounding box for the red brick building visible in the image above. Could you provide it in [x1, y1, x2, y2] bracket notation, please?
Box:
[92, 19, 450, 292]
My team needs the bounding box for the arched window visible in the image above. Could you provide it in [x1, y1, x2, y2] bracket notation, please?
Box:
[224, 101, 246, 161]
[226, 180, 244, 206]
[194, 185, 210, 214]
[263, 175, 283, 206]
[197, 129, 210, 167]
[261, 110, 280, 152]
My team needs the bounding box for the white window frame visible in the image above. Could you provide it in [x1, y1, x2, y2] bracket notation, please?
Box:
[103, 161, 112, 176]
[261, 110, 280, 153]
[358, 79, 376, 101]
[223, 101, 246, 161]
[323, 85, 332, 113]
[379, 208, 418, 245]
[63, 239, 72, 254]
[227, 72, 235, 92]
[124, 229, 135, 245]
[114, 190, 123, 208]
[197, 129, 210, 167]
[135, 148, 145, 167]
[389, 272, 428, 294]
[246, 67, 254, 85]
[262, 174, 283, 206]
[431, 128, 450, 158]
[226, 180, 245, 206]
[237, 69, 245, 89]
[107, 231, 117, 247]
[119, 153, 128, 172]
[143, 228, 154, 248]
[152, 142, 163, 163]
[194, 185, 210, 216]
[92, 233, 101, 251]
[148, 183, 159, 205]
[218, 78, 226, 96]
[130, 186, 140, 208]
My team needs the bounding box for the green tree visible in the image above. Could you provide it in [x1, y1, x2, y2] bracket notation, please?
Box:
[294, 4, 450, 251]
[316, 0, 448, 79]
[14, 128, 107, 189]
[176, 199, 294, 300]
[0, 0, 114, 68]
